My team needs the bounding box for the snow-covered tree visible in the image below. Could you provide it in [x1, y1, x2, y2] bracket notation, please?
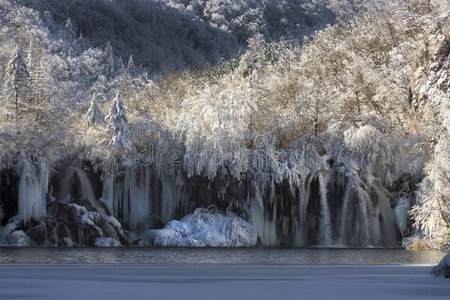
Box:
[412, 135, 450, 247]
[106, 91, 131, 151]
[26, 40, 47, 120]
[296, 86, 333, 138]
[85, 94, 105, 128]
[127, 54, 135, 75]
[2, 48, 32, 139]
[2, 48, 32, 105]
[117, 57, 126, 75]
[409, 19, 450, 248]
[78, 32, 85, 49]
[105, 41, 115, 78]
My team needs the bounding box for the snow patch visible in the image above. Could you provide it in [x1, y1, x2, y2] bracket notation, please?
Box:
[147, 208, 256, 247]
[0, 218, 31, 246]
[94, 237, 122, 247]
[432, 252, 450, 278]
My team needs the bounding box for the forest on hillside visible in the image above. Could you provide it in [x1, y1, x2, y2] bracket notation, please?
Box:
[0, 0, 448, 249]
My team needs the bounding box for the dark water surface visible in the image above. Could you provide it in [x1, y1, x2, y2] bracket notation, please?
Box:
[0, 247, 445, 265]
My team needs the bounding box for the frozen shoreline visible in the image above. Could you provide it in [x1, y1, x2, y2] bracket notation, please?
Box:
[1, 264, 449, 300]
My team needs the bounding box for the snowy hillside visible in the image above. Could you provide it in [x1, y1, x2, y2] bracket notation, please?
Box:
[14, 0, 348, 71]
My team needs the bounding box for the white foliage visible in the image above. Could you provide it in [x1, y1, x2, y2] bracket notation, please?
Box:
[176, 88, 255, 179]
[343, 125, 399, 186]
[106, 91, 131, 151]
[2, 48, 32, 102]
[412, 116, 450, 244]
[410, 23, 450, 247]
[85, 93, 105, 127]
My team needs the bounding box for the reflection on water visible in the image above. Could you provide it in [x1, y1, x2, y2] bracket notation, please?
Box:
[0, 248, 445, 265]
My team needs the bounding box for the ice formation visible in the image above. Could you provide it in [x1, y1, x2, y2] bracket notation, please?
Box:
[147, 207, 256, 247]
[0, 217, 31, 246]
[2, 138, 408, 247]
[94, 237, 122, 247]
[18, 159, 49, 222]
[394, 198, 410, 237]
[432, 252, 450, 278]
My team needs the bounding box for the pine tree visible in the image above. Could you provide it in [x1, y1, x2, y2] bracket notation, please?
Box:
[85, 94, 105, 128]
[26, 41, 48, 126]
[127, 54, 135, 75]
[106, 91, 130, 150]
[2, 48, 32, 139]
[78, 32, 85, 49]
[105, 41, 115, 78]
[2, 48, 32, 104]
[63, 17, 76, 42]
[118, 56, 126, 75]
[26, 40, 42, 107]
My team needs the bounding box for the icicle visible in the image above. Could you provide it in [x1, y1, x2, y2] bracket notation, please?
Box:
[18, 162, 34, 222]
[249, 181, 278, 246]
[394, 197, 409, 237]
[293, 174, 314, 246]
[59, 160, 96, 204]
[338, 181, 352, 245]
[160, 175, 187, 224]
[105, 166, 153, 230]
[356, 185, 370, 246]
[376, 186, 398, 246]
[100, 174, 114, 214]
[318, 172, 332, 245]
[128, 166, 151, 230]
[34, 159, 49, 219]
[18, 160, 48, 222]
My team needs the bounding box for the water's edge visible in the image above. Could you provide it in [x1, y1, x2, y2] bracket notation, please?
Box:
[0, 248, 445, 265]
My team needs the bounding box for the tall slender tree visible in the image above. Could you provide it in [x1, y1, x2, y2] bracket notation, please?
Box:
[2, 48, 32, 141]
[127, 54, 135, 76]
[106, 91, 130, 150]
[105, 41, 115, 78]
[85, 94, 105, 128]
[117, 56, 126, 75]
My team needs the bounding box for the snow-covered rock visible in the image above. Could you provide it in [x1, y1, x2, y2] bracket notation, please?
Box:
[0, 217, 31, 246]
[94, 237, 122, 247]
[145, 208, 257, 247]
[431, 252, 450, 278]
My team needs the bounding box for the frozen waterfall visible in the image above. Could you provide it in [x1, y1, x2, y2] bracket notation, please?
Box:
[6, 155, 407, 247]
[18, 159, 49, 222]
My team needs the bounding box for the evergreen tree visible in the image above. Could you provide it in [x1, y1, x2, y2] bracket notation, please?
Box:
[26, 40, 43, 107]
[105, 41, 115, 77]
[2, 48, 32, 104]
[106, 91, 130, 150]
[26, 41, 48, 126]
[2, 48, 32, 137]
[118, 56, 126, 75]
[78, 32, 85, 49]
[63, 17, 76, 42]
[127, 54, 135, 75]
[85, 94, 105, 128]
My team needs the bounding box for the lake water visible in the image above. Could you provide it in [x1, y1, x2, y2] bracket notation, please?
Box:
[0, 247, 445, 265]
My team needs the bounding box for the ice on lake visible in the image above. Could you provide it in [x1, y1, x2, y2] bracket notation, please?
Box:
[0, 264, 449, 300]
